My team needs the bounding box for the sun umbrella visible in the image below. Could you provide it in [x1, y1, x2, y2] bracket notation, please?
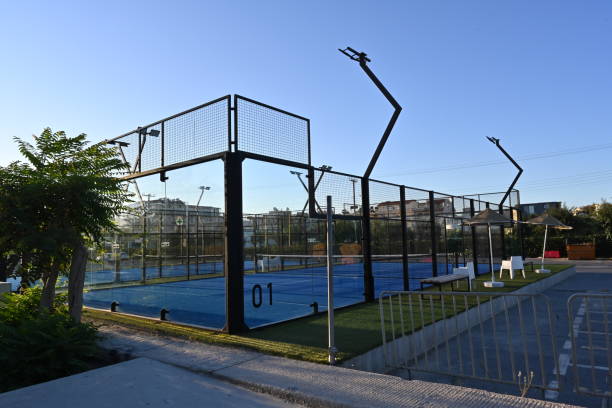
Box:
[525, 214, 572, 273]
[464, 208, 514, 288]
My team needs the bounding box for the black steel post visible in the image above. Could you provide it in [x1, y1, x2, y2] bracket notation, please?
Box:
[443, 218, 449, 275]
[470, 199, 479, 275]
[499, 204, 506, 260]
[158, 209, 163, 278]
[361, 179, 374, 301]
[141, 212, 146, 283]
[518, 208, 526, 258]
[338, 47, 402, 180]
[186, 205, 190, 280]
[429, 191, 438, 277]
[223, 151, 247, 333]
[307, 167, 316, 217]
[400, 186, 409, 291]
[486, 137, 523, 208]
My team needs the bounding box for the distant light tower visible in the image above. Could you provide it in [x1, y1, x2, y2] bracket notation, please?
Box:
[195, 186, 211, 275]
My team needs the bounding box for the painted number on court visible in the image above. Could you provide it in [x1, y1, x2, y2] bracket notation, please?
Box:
[252, 283, 273, 308]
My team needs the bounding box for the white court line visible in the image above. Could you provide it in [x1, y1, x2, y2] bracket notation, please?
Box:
[546, 298, 586, 400]
[545, 381, 559, 400]
[572, 363, 611, 372]
[577, 330, 608, 336]
[554, 354, 571, 376]
[580, 345, 609, 351]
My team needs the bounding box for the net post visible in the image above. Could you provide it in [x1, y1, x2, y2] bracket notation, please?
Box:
[429, 190, 438, 277]
[400, 186, 409, 290]
[361, 179, 374, 302]
[326, 195, 337, 365]
[223, 151, 247, 333]
[470, 199, 479, 275]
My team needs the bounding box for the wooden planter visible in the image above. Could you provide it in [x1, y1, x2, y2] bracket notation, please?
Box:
[566, 243, 596, 260]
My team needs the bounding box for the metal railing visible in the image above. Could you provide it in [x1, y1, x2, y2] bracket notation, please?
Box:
[568, 293, 612, 398]
[379, 291, 560, 392]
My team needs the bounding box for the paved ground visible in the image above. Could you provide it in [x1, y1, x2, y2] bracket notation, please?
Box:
[0, 358, 300, 408]
[2, 260, 604, 407]
[3, 319, 573, 407]
[394, 261, 612, 408]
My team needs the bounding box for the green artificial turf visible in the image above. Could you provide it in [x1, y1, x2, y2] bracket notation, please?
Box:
[86, 263, 573, 364]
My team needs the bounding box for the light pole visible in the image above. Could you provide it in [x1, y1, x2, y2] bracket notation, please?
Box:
[349, 178, 359, 243]
[141, 193, 155, 282]
[195, 186, 210, 275]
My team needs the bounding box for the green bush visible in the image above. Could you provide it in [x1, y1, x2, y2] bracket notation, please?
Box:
[0, 287, 67, 326]
[0, 288, 100, 392]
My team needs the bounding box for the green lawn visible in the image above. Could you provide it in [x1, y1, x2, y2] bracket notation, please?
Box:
[85, 263, 573, 364]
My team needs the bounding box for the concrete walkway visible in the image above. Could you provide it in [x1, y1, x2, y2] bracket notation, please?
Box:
[0, 358, 299, 408]
[53, 322, 579, 407]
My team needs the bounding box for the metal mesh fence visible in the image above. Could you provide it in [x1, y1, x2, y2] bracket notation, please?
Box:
[369, 180, 402, 221]
[164, 98, 229, 166]
[433, 193, 455, 218]
[100, 93, 531, 332]
[312, 170, 362, 217]
[236, 96, 309, 165]
[404, 187, 431, 220]
[460, 190, 520, 212]
[110, 96, 230, 177]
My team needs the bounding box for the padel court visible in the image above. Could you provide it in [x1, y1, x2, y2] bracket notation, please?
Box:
[83, 255, 496, 329]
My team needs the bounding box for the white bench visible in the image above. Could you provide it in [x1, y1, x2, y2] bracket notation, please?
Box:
[420, 262, 475, 292]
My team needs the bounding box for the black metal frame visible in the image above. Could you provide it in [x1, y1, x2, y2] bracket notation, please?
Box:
[105, 94, 523, 334]
[486, 137, 523, 208]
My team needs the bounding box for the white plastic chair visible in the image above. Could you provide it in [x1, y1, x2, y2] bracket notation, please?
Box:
[499, 256, 526, 279]
[452, 261, 476, 290]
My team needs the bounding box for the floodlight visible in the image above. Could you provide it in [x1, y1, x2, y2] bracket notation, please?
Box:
[148, 129, 160, 137]
[107, 140, 130, 147]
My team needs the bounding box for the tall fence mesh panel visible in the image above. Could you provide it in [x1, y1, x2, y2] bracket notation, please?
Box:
[236, 96, 309, 165]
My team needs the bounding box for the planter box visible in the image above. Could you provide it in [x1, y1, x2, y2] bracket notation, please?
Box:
[567, 243, 596, 260]
[544, 250, 560, 258]
[0, 282, 11, 295]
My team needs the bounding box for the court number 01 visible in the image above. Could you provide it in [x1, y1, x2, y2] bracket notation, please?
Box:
[252, 283, 272, 308]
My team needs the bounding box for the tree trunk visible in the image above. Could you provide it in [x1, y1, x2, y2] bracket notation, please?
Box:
[68, 245, 88, 323]
[0, 255, 7, 282]
[40, 268, 59, 311]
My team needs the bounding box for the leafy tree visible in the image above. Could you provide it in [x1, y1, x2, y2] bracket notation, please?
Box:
[595, 202, 612, 241]
[2, 128, 129, 321]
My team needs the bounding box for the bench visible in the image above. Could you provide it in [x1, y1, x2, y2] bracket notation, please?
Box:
[420, 273, 470, 293]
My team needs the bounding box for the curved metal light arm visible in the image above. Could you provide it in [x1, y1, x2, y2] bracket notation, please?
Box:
[339, 47, 402, 179]
[486, 136, 523, 207]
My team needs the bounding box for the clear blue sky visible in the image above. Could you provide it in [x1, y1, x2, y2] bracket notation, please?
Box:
[1, 0, 610, 212]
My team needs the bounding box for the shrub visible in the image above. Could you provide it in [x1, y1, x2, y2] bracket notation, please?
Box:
[0, 288, 100, 392]
[0, 287, 67, 326]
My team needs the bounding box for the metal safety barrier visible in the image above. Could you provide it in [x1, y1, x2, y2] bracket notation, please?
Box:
[568, 293, 612, 398]
[379, 291, 560, 393]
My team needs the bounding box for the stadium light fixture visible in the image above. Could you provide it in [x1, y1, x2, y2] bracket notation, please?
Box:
[196, 186, 211, 207]
[486, 137, 523, 208]
[339, 46, 401, 179]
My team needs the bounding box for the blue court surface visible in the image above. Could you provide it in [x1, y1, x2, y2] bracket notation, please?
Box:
[83, 260, 497, 329]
